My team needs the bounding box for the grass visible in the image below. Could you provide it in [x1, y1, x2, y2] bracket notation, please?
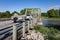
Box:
[34, 25, 49, 35]
[42, 16, 60, 20]
[34, 25, 60, 40]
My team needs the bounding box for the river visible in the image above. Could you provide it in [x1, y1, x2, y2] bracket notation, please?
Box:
[42, 19, 60, 30]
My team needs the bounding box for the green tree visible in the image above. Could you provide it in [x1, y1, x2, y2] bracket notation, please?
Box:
[20, 9, 26, 15]
[55, 10, 59, 17]
[41, 13, 47, 17]
[5, 11, 11, 18]
[59, 9, 60, 17]
[0, 11, 11, 18]
[20, 8, 32, 15]
[0, 12, 2, 18]
[47, 9, 57, 18]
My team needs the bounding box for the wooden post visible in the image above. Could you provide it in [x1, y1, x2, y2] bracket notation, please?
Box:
[13, 23, 17, 40]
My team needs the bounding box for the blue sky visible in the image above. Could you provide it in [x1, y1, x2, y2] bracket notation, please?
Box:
[0, 0, 60, 12]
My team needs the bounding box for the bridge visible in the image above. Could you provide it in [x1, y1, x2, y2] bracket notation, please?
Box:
[0, 8, 43, 40]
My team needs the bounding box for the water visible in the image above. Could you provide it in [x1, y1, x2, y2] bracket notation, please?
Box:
[42, 20, 60, 30]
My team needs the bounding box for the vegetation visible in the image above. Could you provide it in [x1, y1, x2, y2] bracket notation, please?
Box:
[47, 9, 60, 18]
[41, 9, 60, 18]
[0, 11, 20, 18]
[0, 11, 11, 18]
[41, 12, 47, 17]
[0, 8, 60, 18]
[34, 25, 60, 40]
[20, 8, 32, 15]
[20, 9, 26, 15]
[0, 8, 32, 18]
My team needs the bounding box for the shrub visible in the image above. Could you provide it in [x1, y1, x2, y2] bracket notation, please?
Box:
[34, 25, 50, 35]
[34, 25, 60, 40]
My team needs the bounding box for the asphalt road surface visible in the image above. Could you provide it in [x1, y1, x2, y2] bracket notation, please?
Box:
[0, 20, 13, 29]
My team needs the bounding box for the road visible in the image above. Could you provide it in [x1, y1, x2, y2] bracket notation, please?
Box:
[0, 20, 14, 29]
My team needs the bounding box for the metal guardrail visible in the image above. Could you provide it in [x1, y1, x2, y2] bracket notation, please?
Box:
[0, 21, 28, 40]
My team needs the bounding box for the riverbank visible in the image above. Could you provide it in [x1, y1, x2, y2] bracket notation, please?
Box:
[42, 17, 60, 21]
[34, 25, 60, 40]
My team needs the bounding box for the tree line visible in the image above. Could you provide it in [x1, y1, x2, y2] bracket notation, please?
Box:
[0, 9, 26, 18]
[0, 8, 32, 18]
[0, 8, 60, 18]
[41, 9, 60, 18]
[0, 11, 12, 18]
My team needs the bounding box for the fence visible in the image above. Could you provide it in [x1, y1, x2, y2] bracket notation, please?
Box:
[0, 21, 28, 40]
[0, 17, 37, 40]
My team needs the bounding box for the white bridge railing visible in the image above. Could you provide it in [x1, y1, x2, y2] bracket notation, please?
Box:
[0, 17, 37, 40]
[0, 21, 28, 40]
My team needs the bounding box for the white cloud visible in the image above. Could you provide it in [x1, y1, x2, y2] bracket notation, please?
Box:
[41, 5, 60, 10]
[47, 6, 60, 10]
[41, 5, 60, 12]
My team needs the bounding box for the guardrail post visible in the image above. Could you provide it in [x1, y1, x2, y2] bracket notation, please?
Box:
[33, 18, 34, 26]
[34, 18, 37, 26]
[28, 21, 30, 33]
[13, 23, 17, 40]
[23, 22, 25, 37]
[21, 21, 26, 40]
[31, 19, 33, 28]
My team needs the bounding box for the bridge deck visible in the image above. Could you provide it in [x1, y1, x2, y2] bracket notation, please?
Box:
[0, 20, 13, 29]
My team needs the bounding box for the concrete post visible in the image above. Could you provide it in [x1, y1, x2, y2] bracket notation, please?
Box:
[33, 18, 34, 26]
[33, 18, 35, 26]
[21, 21, 27, 40]
[34, 18, 37, 26]
[23, 22, 25, 37]
[31, 19, 33, 28]
[28, 21, 30, 33]
[13, 23, 17, 40]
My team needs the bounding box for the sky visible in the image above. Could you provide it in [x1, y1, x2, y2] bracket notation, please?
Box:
[0, 0, 60, 13]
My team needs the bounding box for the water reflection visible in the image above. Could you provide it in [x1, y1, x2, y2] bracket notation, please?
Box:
[42, 20, 60, 30]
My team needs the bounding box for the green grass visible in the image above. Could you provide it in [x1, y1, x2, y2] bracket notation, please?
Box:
[34, 25, 49, 35]
[42, 16, 60, 20]
[34, 25, 60, 40]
